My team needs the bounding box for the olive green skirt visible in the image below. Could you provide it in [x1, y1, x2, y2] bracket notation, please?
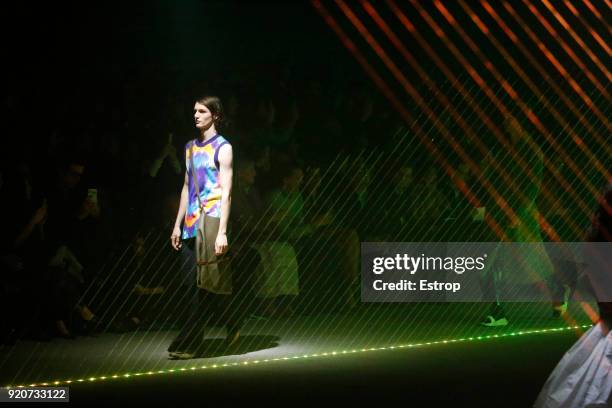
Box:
[195, 213, 232, 294]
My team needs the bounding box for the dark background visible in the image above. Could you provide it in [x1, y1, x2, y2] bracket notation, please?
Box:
[4, 0, 608, 150]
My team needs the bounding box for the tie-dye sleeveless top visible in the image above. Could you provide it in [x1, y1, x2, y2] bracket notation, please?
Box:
[182, 134, 230, 240]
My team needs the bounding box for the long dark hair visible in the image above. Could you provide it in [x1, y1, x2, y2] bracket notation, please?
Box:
[195, 95, 225, 130]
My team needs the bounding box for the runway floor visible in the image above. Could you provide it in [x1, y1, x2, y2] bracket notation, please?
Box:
[0, 302, 594, 406]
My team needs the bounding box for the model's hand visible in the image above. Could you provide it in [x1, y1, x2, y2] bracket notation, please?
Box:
[215, 233, 228, 256]
[171, 226, 182, 251]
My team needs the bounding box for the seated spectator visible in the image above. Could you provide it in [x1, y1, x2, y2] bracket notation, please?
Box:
[333, 157, 375, 240]
[266, 162, 313, 243]
[440, 162, 483, 241]
[263, 161, 314, 315]
[43, 156, 103, 335]
[233, 158, 298, 318]
[0, 162, 50, 342]
[0, 159, 95, 341]
[408, 167, 451, 241]
[302, 164, 361, 308]
[366, 160, 416, 241]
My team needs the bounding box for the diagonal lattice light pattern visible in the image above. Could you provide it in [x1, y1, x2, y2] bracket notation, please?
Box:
[364, 0, 590, 244]
[340, 0, 592, 245]
[477, 0, 611, 163]
[4, 324, 592, 388]
[0, 0, 610, 387]
[413, 0, 607, 211]
[310, 0, 609, 328]
[380, 0, 588, 241]
[314, 0, 607, 245]
[314, 1, 608, 234]
[560, 1, 610, 57]
[309, 0, 608, 338]
[500, 1, 610, 126]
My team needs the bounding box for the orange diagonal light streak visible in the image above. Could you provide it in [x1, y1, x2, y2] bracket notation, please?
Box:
[334, 0, 522, 233]
[338, 0, 576, 317]
[410, 0, 598, 221]
[562, 0, 612, 56]
[481, 0, 612, 156]
[436, 0, 605, 206]
[502, 1, 611, 129]
[310, 0, 508, 241]
[433, 2, 609, 316]
[581, 0, 612, 38]
[361, 0, 586, 242]
[386, 0, 592, 241]
[581, 0, 605, 22]
[461, 0, 611, 178]
[524, 0, 611, 96]
[540, 0, 612, 71]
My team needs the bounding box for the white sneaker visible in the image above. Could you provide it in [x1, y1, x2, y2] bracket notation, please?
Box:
[552, 302, 568, 316]
[168, 351, 195, 360]
[480, 315, 509, 327]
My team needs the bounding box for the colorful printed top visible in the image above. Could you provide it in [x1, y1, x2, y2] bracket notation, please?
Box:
[182, 134, 230, 240]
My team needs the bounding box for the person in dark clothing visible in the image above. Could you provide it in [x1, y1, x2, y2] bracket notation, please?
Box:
[479, 116, 553, 326]
[230, 158, 267, 316]
[534, 177, 612, 407]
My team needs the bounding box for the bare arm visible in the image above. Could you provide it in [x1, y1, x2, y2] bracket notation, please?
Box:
[171, 171, 189, 250]
[215, 143, 233, 255]
[15, 203, 46, 247]
[15, 221, 37, 247]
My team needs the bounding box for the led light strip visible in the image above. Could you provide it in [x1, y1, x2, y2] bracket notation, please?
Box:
[4, 324, 591, 388]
